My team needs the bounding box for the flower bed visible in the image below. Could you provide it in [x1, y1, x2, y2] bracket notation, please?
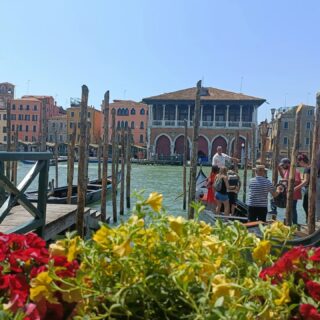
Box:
[0, 193, 319, 319]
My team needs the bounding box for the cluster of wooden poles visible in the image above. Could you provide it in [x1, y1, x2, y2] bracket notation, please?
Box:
[72, 86, 133, 237]
[183, 80, 319, 235]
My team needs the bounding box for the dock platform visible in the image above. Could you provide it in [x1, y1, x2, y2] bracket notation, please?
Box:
[0, 204, 92, 241]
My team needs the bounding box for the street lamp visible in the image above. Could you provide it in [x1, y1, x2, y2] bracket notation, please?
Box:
[241, 143, 245, 168]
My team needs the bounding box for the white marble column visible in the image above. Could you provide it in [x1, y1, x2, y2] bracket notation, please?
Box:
[170, 141, 174, 156]
[162, 104, 166, 125]
[175, 104, 178, 126]
[213, 105, 216, 126]
[239, 105, 243, 127]
[187, 105, 191, 126]
[200, 105, 203, 127]
[226, 105, 229, 127]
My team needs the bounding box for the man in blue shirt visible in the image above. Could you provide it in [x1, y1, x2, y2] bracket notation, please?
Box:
[247, 165, 280, 222]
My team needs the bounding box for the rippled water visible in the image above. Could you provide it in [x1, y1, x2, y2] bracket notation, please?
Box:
[17, 162, 305, 223]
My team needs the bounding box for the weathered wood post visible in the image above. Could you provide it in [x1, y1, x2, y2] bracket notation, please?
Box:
[183, 119, 188, 210]
[259, 120, 268, 165]
[271, 115, 281, 185]
[308, 129, 313, 160]
[40, 101, 47, 152]
[11, 129, 18, 185]
[285, 104, 303, 226]
[251, 124, 256, 177]
[287, 138, 291, 159]
[111, 109, 117, 223]
[54, 131, 59, 188]
[119, 128, 125, 215]
[126, 128, 131, 208]
[233, 131, 239, 171]
[6, 99, 11, 179]
[67, 125, 76, 204]
[242, 132, 249, 202]
[188, 80, 201, 219]
[98, 137, 102, 181]
[76, 85, 89, 237]
[308, 93, 320, 234]
[115, 133, 120, 184]
[101, 91, 109, 222]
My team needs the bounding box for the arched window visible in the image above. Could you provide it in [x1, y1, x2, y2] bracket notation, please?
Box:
[121, 121, 124, 128]
[139, 135, 144, 143]
[140, 108, 145, 115]
[131, 121, 135, 129]
[125, 121, 128, 128]
[125, 108, 129, 115]
[131, 108, 136, 115]
[140, 121, 144, 129]
[117, 121, 120, 129]
[117, 108, 121, 115]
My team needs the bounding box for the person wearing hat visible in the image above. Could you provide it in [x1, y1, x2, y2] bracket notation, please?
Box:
[278, 158, 302, 225]
[247, 165, 280, 222]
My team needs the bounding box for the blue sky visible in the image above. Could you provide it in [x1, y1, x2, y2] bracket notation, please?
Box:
[1, 0, 319, 121]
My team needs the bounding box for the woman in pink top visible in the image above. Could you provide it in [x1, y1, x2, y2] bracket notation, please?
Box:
[278, 158, 302, 224]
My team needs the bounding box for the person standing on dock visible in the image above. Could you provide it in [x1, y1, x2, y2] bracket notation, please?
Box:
[296, 154, 311, 222]
[212, 146, 239, 168]
[214, 167, 230, 215]
[278, 158, 302, 225]
[227, 165, 241, 215]
[206, 165, 219, 211]
[247, 165, 280, 222]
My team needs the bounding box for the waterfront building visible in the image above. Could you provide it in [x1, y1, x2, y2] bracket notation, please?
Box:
[67, 100, 102, 144]
[266, 105, 315, 159]
[22, 95, 61, 118]
[108, 100, 148, 147]
[0, 108, 7, 144]
[143, 87, 266, 160]
[48, 115, 68, 143]
[0, 82, 15, 109]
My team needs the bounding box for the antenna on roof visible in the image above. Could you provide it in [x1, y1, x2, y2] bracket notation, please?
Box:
[240, 76, 243, 93]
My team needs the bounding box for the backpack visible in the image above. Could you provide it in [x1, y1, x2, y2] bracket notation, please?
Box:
[214, 176, 223, 192]
[273, 182, 287, 208]
[227, 172, 239, 190]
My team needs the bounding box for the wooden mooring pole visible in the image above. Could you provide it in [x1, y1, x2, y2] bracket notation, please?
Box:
[126, 128, 131, 209]
[101, 91, 109, 222]
[259, 121, 268, 166]
[54, 131, 59, 188]
[271, 115, 281, 185]
[242, 132, 249, 203]
[183, 119, 188, 210]
[67, 125, 76, 204]
[76, 85, 89, 237]
[111, 109, 117, 223]
[11, 129, 18, 185]
[285, 104, 303, 226]
[308, 93, 320, 234]
[233, 131, 239, 172]
[251, 124, 256, 177]
[119, 128, 125, 215]
[98, 137, 102, 181]
[6, 99, 11, 179]
[188, 80, 201, 219]
[40, 102, 47, 152]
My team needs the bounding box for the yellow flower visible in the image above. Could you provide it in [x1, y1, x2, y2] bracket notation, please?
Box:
[30, 272, 57, 303]
[145, 192, 163, 212]
[166, 230, 179, 242]
[113, 238, 132, 257]
[275, 282, 291, 306]
[61, 282, 82, 303]
[49, 242, 66, 257]
[168, 216, 185, 235]
[128, 215, 145, 227]
[93, 225, 114, 247]
[199, 221, 213, 235]
[211, 275, 238, 301]
[67, 237, 80, 262]
[252, 240, 271, 264]
[265, 221, 292, 240]
[202, 236, 225, 254]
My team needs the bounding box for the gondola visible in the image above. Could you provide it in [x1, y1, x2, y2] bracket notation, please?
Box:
[196, 168, 248, 217]
[26, 172, 121, 205]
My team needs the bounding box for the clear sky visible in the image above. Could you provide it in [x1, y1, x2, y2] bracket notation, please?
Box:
[1, 0, 319, 122]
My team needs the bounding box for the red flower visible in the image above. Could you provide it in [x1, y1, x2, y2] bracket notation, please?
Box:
[306, 281, 320, 301]
[23, 303, 40, 320]
[310, 248, 320, 262]
[0, 274, 10, 289]
[299, 304, 320, 320]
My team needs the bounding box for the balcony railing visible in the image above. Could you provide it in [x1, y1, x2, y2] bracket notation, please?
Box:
[215, 121, 227, 127]
[164, 120, 175, 126]
[202, 121, 214, 127]
[151, 120, 254, 128]
[228, 121, 240, 127]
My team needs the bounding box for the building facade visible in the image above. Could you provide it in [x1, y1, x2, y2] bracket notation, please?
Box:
[67, 102, 102, 144]
[0, 82, 15, 109]
[108, 100, 148, 147]
[143, 87, 266, 161]
[48, 115, 68, 143]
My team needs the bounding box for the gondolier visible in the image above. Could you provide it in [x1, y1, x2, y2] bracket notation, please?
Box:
[212, 146, 239, 168]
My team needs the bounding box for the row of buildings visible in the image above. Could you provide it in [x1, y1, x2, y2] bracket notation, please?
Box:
[0, 81, 315, 160]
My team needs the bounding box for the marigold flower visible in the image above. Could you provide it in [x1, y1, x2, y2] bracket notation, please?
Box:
[274, 282, 290, 305]
[30, 271, 57, 304]
[144, 192, 163, 212]
[252, 240, 271, 264]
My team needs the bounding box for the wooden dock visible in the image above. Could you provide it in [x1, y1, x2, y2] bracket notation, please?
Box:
[0, 204, 93, 241]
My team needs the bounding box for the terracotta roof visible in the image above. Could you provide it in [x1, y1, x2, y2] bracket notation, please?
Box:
[111, 100, 147, 107]
[12, 97, 41, 102]
[22, 95, 53, 99]
[143, 87, 266, 104]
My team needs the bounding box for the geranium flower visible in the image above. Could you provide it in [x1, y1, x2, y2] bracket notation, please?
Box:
[306, 281, 320, 301]
[310, 248, 320, 262]
[252, 240, 271, 264]
[144, 192, 163, 212]
[299, 304, 320, 320]
[30, 271, 57, 304]
[274, 282, 291, 306]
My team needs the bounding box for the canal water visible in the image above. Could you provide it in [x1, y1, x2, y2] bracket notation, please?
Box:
[17, 163, 305, 224]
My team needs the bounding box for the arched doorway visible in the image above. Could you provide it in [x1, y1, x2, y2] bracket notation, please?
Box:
[198, 136, 209, 161]
[231, 136, 246, 159]
[174, 135, 190, 160]
[211, 136, 227, 157]
[155, 135, 171, 157]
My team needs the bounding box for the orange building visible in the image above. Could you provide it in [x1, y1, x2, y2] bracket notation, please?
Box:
[67, 102, 102, 144]
[108, 100, 148, 147]
[22, 95, 61, 118]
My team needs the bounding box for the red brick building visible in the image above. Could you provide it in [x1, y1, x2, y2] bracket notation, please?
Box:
[143, 87, 266, 161]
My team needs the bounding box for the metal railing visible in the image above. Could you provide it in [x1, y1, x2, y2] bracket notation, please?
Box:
[0, 152, 52, 237]
[150, 120, 254, 128]
[202, 121, 214, 127]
